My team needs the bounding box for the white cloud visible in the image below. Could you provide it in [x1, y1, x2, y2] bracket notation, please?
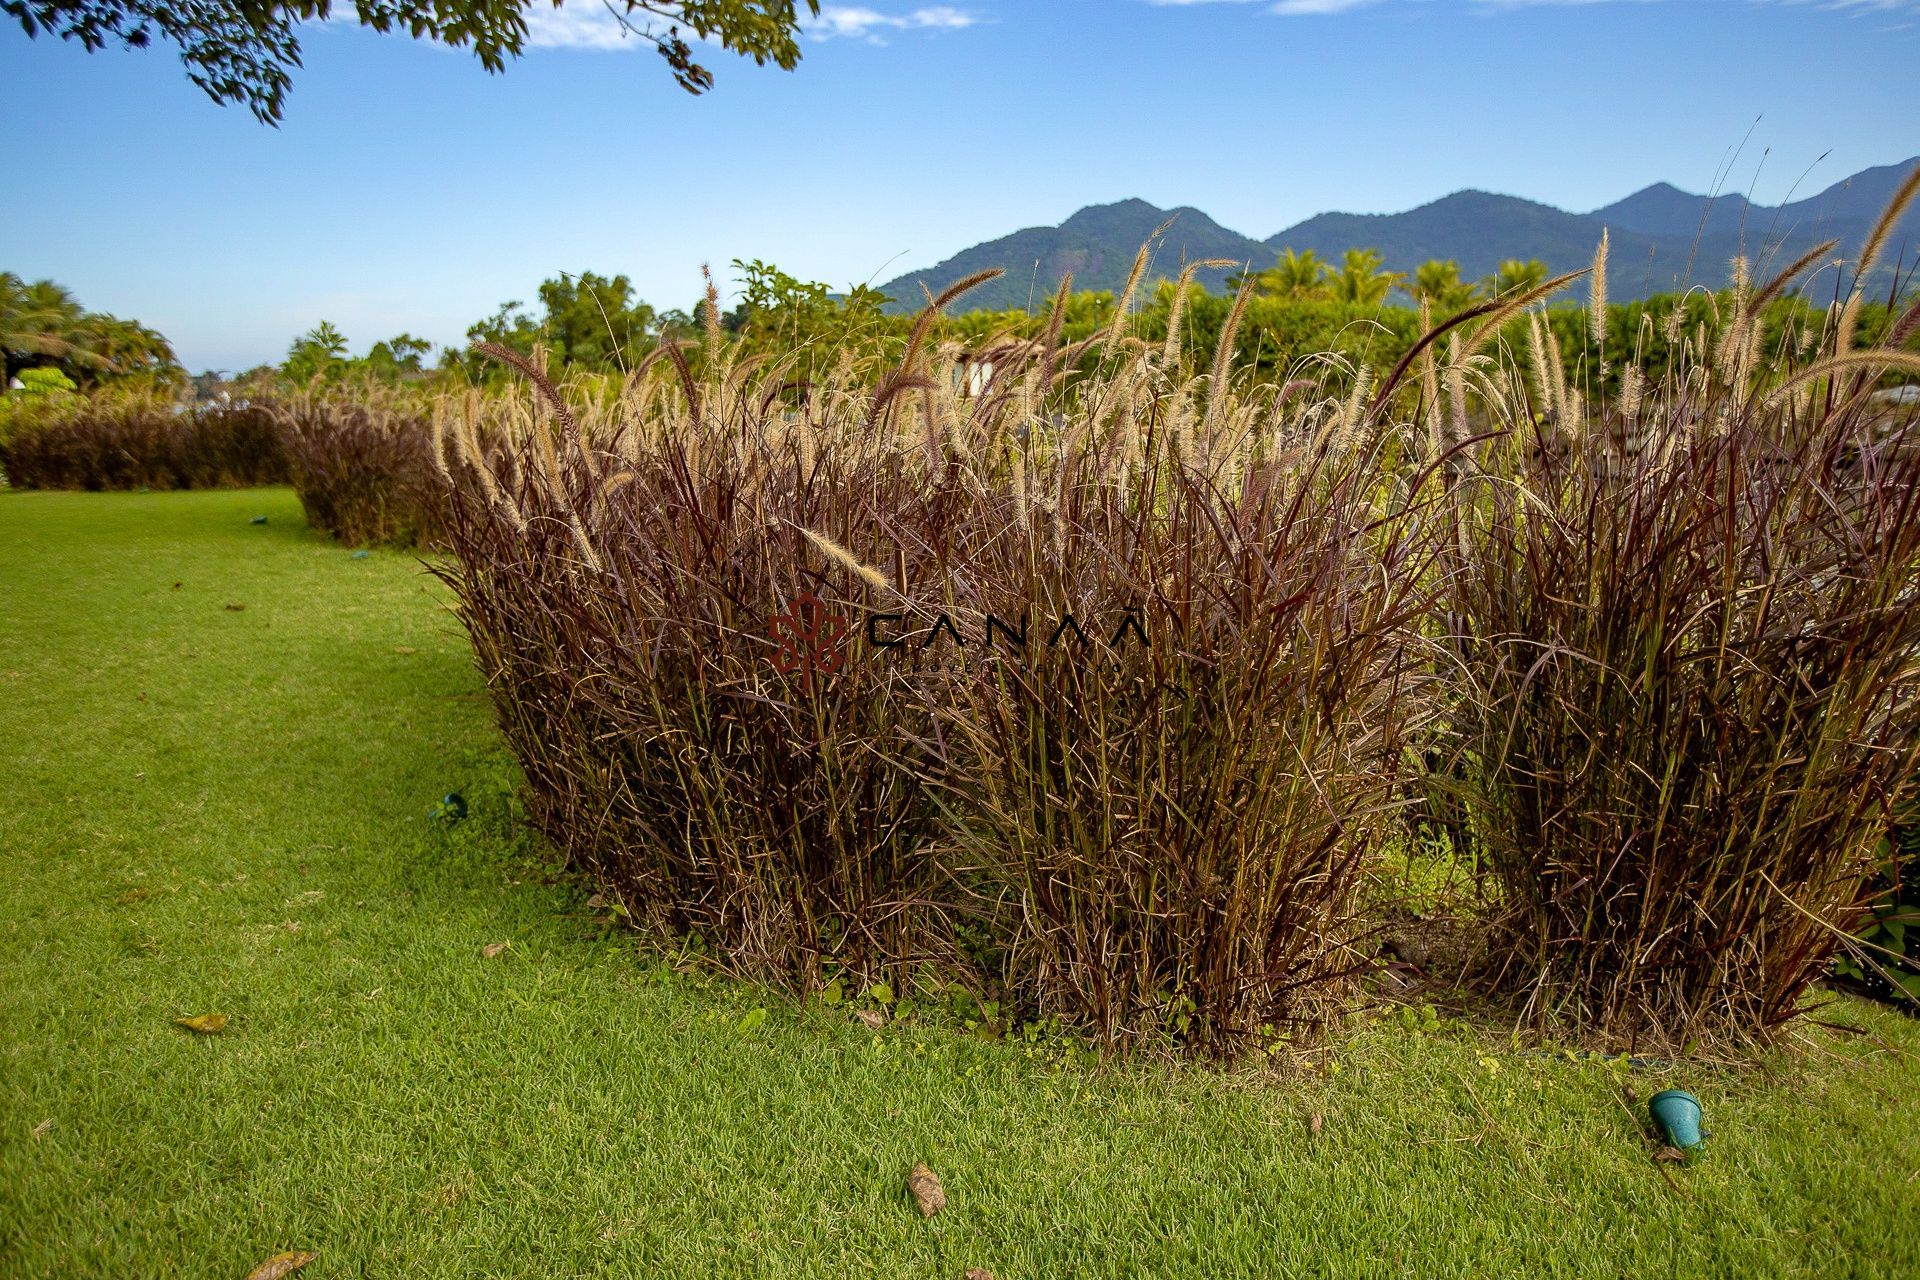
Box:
[1140, 0, 1390, 13]
[513, 3, 978, 53]
[1269, 0, 1379, 14]
[805, 5, 979, 42]
[523, 5, 638, 52]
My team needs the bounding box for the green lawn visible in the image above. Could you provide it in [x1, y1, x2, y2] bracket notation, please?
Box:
[2, 487, 1917, 1279]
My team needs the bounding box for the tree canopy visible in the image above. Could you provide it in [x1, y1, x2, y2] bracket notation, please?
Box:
[724, 258, 892, 348]
[276, 321, 435, 384]
[3, 0, 821, 123]
[441, 270, 666, 380]
[1, 272, 179, 387]
[1407, 259, 1480, 312]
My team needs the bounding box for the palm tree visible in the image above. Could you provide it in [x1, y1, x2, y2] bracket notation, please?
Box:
[1407, 259, 1480, 312]
[1327, 248, 1402, 306]
[3, 274, 181, 387]
[283, 321, 349, 383]
[1481, 258, 1549, 299]
[1230, 248, 1332, 301]
[82, 314, 179, 383]
[1, 273, 109, 384]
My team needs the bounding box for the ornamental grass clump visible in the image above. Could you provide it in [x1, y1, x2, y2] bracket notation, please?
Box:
[433, 253, 1434, 1050]
[433, 320, 962, 990]
[909, 283, 1441, 1053]
[1421, 171, 1920, 1044]
[275, 389, 450, 548]
[0, 389, 285, 490]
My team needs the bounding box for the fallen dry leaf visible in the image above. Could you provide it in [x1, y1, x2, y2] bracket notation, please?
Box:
[30, 1118, 53, 1142]
[481, 941, 510, 959]
[244, 1250, 318, 1280]
[855, 1009, 887, 1030]
[908, 1162, 946, 1217]
[174, 1014, 228, 1034]
[1309, 1112, 1324, 1136]
[393, 645, 417, 655]
[224, 603, 246, 612]
[1656, 1145, 1687, 1163]
[964, 1270, 996, 1280]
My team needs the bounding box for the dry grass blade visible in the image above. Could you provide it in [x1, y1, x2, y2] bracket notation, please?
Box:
[1368, 299, 1500, 416]
[1107, 241, 1152, 343]
[471, 341, 580, 444]
[1460, 270, 1588, 358]
[1854, 161, 1920, 285]
[1590, 229, 1609, 346]
[1206, 276, 1255, 426]
[891, 268, 1005, 398]
[1745, 238, 1840, 320]
[798, 526, 890, 591]
[1765, 349, 1920, 403]
[1162, 257, 1239, 364]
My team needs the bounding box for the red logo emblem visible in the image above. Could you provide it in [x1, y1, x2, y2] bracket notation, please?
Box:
[769, 593, 848, 691]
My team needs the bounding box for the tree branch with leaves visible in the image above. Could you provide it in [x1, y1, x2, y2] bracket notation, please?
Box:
[3, 0, 820, 122]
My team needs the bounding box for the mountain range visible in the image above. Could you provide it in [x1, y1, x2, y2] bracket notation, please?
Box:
[878, 156, 1920, 312]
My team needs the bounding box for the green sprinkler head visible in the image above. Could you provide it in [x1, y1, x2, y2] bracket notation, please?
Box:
[1648, 1089, 1706, 1153]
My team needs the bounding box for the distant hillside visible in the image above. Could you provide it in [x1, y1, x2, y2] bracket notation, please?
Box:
[1266, 157, 1920, 300]
[1594, 158, 1920, 241]
[878, 199, 1268, 314]
[876, 156, 1919, 313]
[1263, 191, 1645, 289]
[1580, 158, 1920, 294]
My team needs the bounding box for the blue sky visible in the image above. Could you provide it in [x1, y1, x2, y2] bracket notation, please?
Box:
[4, 0, 1918, 372]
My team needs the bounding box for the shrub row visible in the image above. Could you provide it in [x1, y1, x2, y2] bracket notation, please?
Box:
[0, 384, 454, 549]
[0, 392, 286, 490]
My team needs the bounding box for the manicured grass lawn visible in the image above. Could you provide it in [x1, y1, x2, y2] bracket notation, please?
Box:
[2, 487, 1917, 1278]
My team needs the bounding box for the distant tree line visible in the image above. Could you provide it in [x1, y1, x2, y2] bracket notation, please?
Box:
[11, 250, 1914, 409]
